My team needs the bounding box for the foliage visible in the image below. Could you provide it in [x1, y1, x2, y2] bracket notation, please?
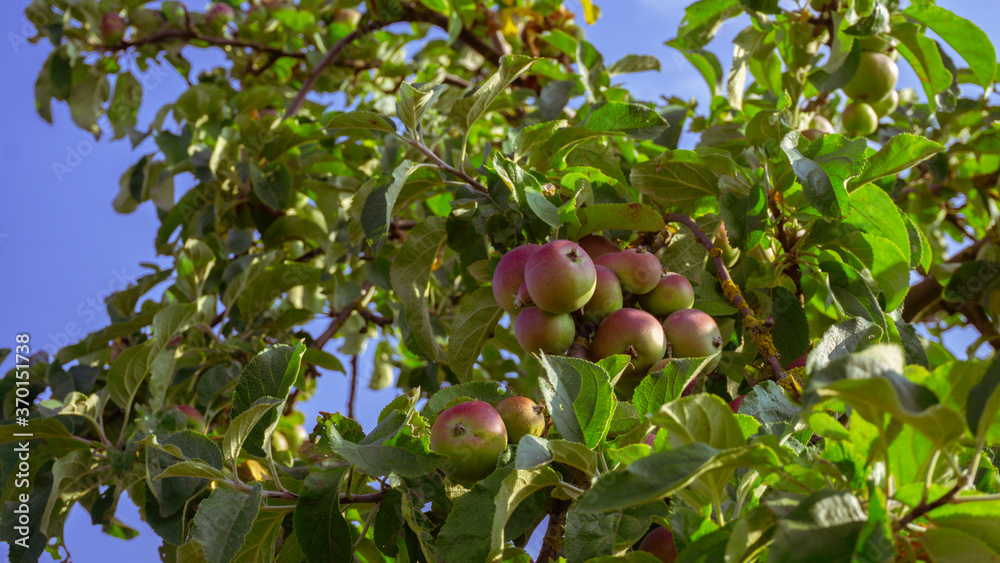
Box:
[4, 0, 1000, 561]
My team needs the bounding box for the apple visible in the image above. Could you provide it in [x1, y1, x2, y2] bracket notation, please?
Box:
[842, 52, 898, 103]
[869, 90, 898, 117]
[577, 234, 620, 260]
[100, 13, 127, 44]
[590, 308, 667, 380]
[638, 526, 678, 563]
[172, 405, 204, 430]
[205, 3, 235, 29]
[809, 115, 836, 134]
[662, 309, 722, 359]
[524, 240, 597, 314]
[514, 307, 576, 355]
[581, 265, 624, 327]
[603, 247, 662, 295]
[514, 282, 533, 310]
[842, 102, 879, 136]
[638, 274, 695, 318]
[492, 244, 540, 315]
[495, 397, 545, 444]
[430, 401, 508, 483]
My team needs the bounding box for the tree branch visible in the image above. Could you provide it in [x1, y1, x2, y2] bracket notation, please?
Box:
[311, 280, 375, 350]
[664, 213, 788, 384]
[536, 499, 570, 563]
[100, 28, 305, 60]
[349, 355, 359, 419]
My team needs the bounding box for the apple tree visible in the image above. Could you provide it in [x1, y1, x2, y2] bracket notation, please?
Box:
[4, 0, 1000, 561]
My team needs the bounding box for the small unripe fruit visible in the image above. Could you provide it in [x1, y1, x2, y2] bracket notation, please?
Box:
[842, 52, 898, 103]
[492, 244, 540, 315]
[842, 102, 879, 136]
[638, 273, 695, 318]
[869, 90, 899, 117]
[582, 265, 624, 327]
[858, 35, 892, 54]
[334, 8, 361, 26]
[809, 115, 836, 134]
[524, 240, 597, 314]
[206, 3, 235, 28]
[496, 397, 545, 444]
[100, 13, 127, 44]
[576, 234, 620, 260]
[604, 248, 662, 295]
[172, 405, 204, 430]
[430, 401, 508, 483]
[590, 308, 667, 380]
[514, 283, 533, 309]
[515, 307, 576, 355]
[663, 309, 722, 359]
[638, 526, 678, 563]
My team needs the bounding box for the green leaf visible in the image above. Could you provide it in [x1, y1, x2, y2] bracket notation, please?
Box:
[422, 381, 510, 418]
[633, 356, 720, 416]
[891, 20, 954, 105]
[144, 431, 224, 518]
[632, 150, 735, 216]
[106, 341, 152, 411]
[447, 287, 505, 383]
[323, 110, 396, 134]
[390, 216, 448, 362]
[808, 40, 862, 93]
[232, 508, 289, 563]
[844, 183, 912, 268]
[491, 152, 561, 228]
[564, 511, 618, 561]
[651, 394, 745, 450]
[188, 484, 262, 563]
[514, 435, 599, 477]
[738, 381, 800, 435]
[360, 160, 419, 255]
[943, 261, 1000, 303]
[294, 467, 353, 563]
[966, 355, 1000, 441]
[537, 355, 615, 448]
[904, 4, 996, 88]
[770, 287, 810, 365]
[397, 83, 443, 135]
[230, 343, 306, 456]
[719, 180, 767, 251]
[807, 317, 882, 373]
[567, 203, 665, 241]
[853, 134, 945, 188]
[154, 460, 228, 482]
[769, 490, 870, 563]
[324, 411, 443, 478]
[582, 101, 669, 140]
[804, 344, 966, 447]
[575, 442, 781, 512]
[820, 260, 887, 332]
[451, 55, 539, 136]
[840, 231, 910, 312]
[608, 54, 661, 76]
[920, 527, 1000, 563]
[109, 72, 141, 139]
[0, 417, 83, 447]
[488, 469, 561, 562]
[222, 397, 283, 469]
[301, 349, 345, 374]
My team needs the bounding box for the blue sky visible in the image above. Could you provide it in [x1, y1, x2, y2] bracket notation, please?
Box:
[1, 0, 998, 560]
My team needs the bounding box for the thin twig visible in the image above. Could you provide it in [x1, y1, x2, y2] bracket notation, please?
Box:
[398, 135, 491, 195]
[664, 213, 788, 383]
[311, 281, 375, 350]
[349, 355, 359, 419]
[99, 28, 304, 60]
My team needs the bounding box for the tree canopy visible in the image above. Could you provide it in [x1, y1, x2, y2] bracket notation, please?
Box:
[4, 0, 1000, 562]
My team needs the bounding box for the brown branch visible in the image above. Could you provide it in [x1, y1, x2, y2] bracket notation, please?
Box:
[284, 19, 393, 118]
[894, 479, 965, 531]
[257, 487, 387, 504]
[100, 28, 305, 60]
[348, 355, 359, 419]
[766, 191, 804, 300]
[311, 280, 375, 350]
[356, 307, 393, 327]
[401, 136, 491, 196]
[664, 213, 788, 384]
[536, 499, 570, 563]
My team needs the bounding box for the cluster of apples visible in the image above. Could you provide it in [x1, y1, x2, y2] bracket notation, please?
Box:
[492, 235, 722, 382]
[429, 396, 545, 482]
[804, 38, 901, 139]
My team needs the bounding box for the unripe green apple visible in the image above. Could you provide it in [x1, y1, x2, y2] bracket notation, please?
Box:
[161, 2, 186, 27]
[492, 244, 540, 314]
[430, 401, 508, 483]
[603, 247, 662, 295]
[842, 52, 898, 103]
[334, 8, 362, 27]
[100, 13, 127, 44]
[495, 397, 545, 444]
[638, 526, 678, 563]
[663, 309, 722, 359]
[514, 307, 575, 355]
[577, 234, 620, 260]
[582, 265, 624, 328]
[869, 90, 898, 117]
[524, 240, 597, 314]
[590, 308, 667, 380]
[858, 35, 892, 53]
[809, 115, 836, 134]
[638, 273, 695, 318]
[842, 102, 879, 136]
